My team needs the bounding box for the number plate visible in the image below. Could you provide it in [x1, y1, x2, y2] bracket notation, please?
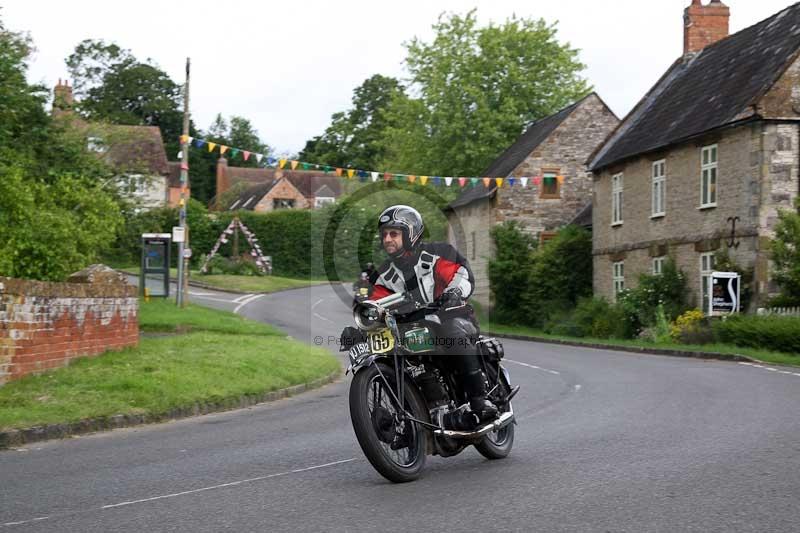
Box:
[348, 342, 369, 362]
[367, 329, 395, 353]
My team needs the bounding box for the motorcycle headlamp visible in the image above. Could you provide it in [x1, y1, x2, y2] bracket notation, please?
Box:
[353, 301, 384, 331]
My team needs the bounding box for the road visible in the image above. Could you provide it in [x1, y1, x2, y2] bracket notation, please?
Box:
[2, 282, 800, 532]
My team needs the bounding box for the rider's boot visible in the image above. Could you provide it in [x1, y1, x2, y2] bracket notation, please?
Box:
[464, 369, 498, 424]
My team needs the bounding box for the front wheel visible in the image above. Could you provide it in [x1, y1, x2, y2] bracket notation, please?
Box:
[349, 362, 429, 483]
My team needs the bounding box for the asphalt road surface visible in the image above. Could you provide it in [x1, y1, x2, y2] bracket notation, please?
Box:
[2, 282, 800, 532]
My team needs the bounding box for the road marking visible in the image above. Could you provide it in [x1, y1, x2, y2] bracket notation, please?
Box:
[738, 362, 800, 377]
[575, 384, 582, 391]
[232, 293, 255, 304]
[233, 293, 264, 314]
[2, 459, 356, 528]
[313, 312, 335, 324]
[505, 359, 560, 375]
[312, 298, 324, 310]
[188, 291, 215, 296]
[191, 295, 238, 304]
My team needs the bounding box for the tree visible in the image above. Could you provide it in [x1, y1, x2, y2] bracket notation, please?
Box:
[381, 10, 591, 176]
[0, 20, 122, 281]
[771, 201, 800, 305]
[300, 75, 407, 170]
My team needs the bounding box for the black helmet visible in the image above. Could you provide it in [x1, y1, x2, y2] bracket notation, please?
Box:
[378, 205, 424, 255]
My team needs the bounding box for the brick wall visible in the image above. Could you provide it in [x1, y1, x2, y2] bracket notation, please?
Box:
[0, 265, 138, 385]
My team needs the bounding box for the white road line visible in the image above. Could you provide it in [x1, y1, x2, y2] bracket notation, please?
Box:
[312, 298, 324, 311]
[233, 293, 264, 314]
[188, 291, 215, 296]
[738, 361, 800, 377]
[505, 358, 560, 375]
[191, 295, 238, 304]
[313, 312, 335, 324]
[232, 293, 255, 304]
[2, 459, 356, 528]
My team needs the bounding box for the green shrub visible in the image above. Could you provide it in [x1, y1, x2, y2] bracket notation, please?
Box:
[714, 314, 800, 354]
[487, 222, 537, 324]
[202, 256, 262, 276]
[771, 199, 800, 305]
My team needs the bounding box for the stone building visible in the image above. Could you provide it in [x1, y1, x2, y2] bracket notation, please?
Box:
[445, 93, 619, 307]
[216, 158, 343, 212]
[589, 1, 800, 311]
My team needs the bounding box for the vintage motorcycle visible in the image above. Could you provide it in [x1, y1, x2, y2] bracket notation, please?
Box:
[341, 291, 518, 483]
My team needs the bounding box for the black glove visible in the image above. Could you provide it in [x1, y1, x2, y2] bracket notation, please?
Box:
[437, 288, 464, 309]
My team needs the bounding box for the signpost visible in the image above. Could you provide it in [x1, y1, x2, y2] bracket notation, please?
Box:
[709, 271, 741, 316]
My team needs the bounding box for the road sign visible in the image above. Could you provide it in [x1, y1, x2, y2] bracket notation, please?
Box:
[172, 226, 186, 243]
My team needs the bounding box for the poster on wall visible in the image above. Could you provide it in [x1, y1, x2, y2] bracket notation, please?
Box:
[710, 271, 741, 316]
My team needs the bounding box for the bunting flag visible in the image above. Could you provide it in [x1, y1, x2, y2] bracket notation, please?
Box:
[180, 134, 571, 191]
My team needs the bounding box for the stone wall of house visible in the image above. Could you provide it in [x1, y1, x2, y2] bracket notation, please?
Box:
[0, 266, 138, 386]
[495, 94, 620, 239]
[255, 179, 310, 211]
[592, 121, 799, 307]
[447, 197, 496, 309]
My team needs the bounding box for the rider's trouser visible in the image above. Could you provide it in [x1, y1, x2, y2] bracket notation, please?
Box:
[435, 315, 487, 405]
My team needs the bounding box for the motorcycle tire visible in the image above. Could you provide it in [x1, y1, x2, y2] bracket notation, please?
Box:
[473, 418, 515, 459]
[349, 362, 429, 483]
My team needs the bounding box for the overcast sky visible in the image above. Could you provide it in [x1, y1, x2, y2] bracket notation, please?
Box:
[2, 0, 795, 156]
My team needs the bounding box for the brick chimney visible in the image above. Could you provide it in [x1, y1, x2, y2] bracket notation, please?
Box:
[684, 0, 730, 55]
[52, 78, 74, 117]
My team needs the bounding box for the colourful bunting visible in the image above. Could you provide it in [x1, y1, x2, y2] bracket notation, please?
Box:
[384, 172, 393, 181]
[420, 176, 428, 186]
[470, 178, 479, 187]
[408, 175, 416, 184]
[508, 177, 516, 187]
[495, 178, 504, 188]
[180, 134, 189, 144]
[457, 178, 466, 187]
[335, 168, 343, 177]
[194, 139, 205, 148]
[207, 142, 217, 153]
[243, 151, 251, 161]
[279, 159, 287, 169]
[255, 153, 263, 164]
[230, 148, 239, 158]
[520, 177, 529, 188]
[220, 145, 229, 155]
[291, 160, 299, 170]
[533, 176, 541, 186]
[557, 175, 565, 184]
[347, 169, 355, 178]
[302, 162, 311, 170]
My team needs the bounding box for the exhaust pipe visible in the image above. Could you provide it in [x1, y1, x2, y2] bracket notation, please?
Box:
[434, 411, 514, 439]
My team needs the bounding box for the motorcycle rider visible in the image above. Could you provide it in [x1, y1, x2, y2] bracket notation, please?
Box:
[368, 204, 498, 423]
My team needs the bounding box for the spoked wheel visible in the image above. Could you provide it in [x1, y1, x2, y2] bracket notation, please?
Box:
[349, 362, 428, 483]
[474, 363, 515, 460]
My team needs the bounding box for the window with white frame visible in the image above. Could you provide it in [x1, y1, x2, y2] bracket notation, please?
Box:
[700, 145, 717, 208]
[651, 160, 665, 217]
[612, 173, 623, 225]
[652, 256, 666, 275]
[700, 252, 716, 314]
[613, 261, 625, 297]
[314, 197, 335, 208]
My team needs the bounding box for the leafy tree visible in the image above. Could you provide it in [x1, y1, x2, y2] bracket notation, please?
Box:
[771, 200, 800, 305]
[487, 222, 537, 324]
[0, 18, 122, 280]
[300, 75, 407, 170]
[381, 10, 591, 176]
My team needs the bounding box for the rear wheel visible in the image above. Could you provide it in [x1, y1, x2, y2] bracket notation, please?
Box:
[349, 362, 429, 483]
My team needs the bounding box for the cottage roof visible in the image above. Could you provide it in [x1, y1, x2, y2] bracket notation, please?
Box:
[103, 125, 170, 176]
[590, 3, 800, 171]
[448, 93, 598, 210]
[220, 165, 343, 198]
[227, 182, 277, 211]
[569, 202, 593, 229]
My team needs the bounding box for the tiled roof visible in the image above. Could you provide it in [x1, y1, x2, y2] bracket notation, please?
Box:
[104, 125, 170, 176]
[569, 202, 592, 229]
[448, 93, 596, 209]
[591, 3, 800, 170]
[227, 182, 276, 211]
[221, 165, 343, 198]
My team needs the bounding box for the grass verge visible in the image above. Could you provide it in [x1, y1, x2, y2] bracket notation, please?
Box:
[481, 321, 800, 367]
[0, 300, 340, 431]
[120, 267, 326, 293]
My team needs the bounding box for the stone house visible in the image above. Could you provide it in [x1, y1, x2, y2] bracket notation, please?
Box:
[52, 80, 185, 209]
[216, 158, 343, 212]
[589, 1, 800, 312]
[445, 93, 619, 307]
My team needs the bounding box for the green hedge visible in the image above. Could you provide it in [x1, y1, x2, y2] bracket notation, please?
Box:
[714, 315, 800, 354]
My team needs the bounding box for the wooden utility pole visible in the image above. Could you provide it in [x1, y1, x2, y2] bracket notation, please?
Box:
[177, 57, 191, 307]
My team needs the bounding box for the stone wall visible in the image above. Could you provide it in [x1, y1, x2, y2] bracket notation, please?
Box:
[0, 266, 138, 385]
[495, 93, 620, 238]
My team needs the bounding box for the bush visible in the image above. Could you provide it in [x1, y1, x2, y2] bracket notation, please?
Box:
[771, 199, 800, 305]
[714, 314, 800, 354]
[669, 309, 714, 344]
[487, 222, 537, 324]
